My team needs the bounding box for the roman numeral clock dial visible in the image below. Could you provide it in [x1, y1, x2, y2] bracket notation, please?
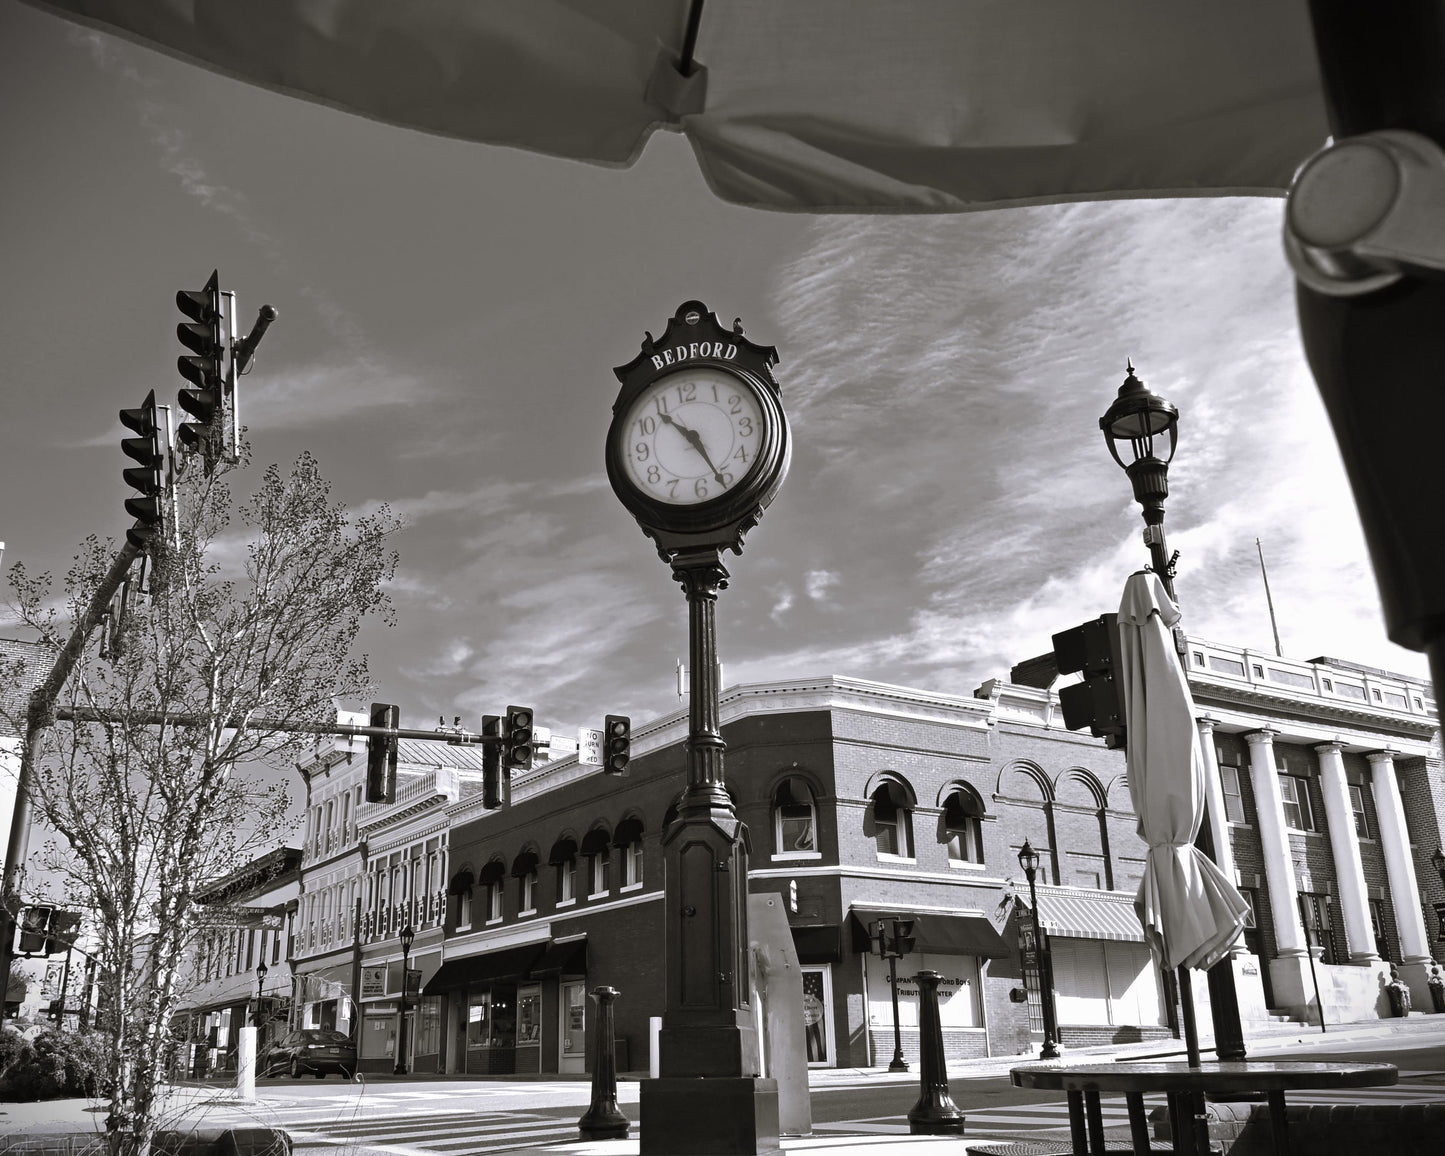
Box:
[620, 368, 764, 505]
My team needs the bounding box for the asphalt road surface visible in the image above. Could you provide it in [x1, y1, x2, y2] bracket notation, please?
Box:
[195, 1034, 1445, 1155]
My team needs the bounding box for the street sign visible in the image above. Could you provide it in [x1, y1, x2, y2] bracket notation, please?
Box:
[578, 727, 603, 767]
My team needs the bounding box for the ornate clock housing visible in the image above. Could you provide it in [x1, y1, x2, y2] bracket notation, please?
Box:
[607, 301, 790, 559]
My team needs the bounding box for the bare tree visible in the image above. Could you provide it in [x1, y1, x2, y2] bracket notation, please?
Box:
[2, 449, 399, 1155]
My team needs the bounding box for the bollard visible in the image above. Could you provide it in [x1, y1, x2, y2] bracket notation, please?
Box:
[578, 986, 631, 1140]
[906, 970, 966, 1135]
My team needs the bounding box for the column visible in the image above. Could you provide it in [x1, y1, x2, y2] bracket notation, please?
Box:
[1196, 719, 1238, 882]
[1244, 731, 1308, 959]
[1314, 743, 1377, 962]
[1368, 751, 1433, 994]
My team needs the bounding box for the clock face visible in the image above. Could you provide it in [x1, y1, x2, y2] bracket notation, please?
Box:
[617, 367, 765, 506]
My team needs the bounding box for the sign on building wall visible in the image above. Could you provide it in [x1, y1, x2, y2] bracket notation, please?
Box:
[865, 953, 981, 1029]
[360, 966, 386, 999]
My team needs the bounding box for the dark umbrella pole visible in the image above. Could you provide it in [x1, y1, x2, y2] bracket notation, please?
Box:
[578, 986, 630, 1140]
[906, 971, 966, 1136]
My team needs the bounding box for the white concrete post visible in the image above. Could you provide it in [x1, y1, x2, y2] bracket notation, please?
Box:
[1315, 743, 1378, 962]
[236, 1025, 256, 1101]
[1195, 719, 1237, 881]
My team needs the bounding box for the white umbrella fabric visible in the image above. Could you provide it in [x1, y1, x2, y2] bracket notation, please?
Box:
[25, 0, 1326, 213]
[1118, 570, 1250, 974]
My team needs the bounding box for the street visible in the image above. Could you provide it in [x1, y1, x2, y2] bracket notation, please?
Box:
[186, 1029, 1445, 1155]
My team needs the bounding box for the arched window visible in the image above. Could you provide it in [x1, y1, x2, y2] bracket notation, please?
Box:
[869, 779, 914, 858]
[512, 848, 540, 914]
[942, 787, 985, 865]
[772, 777, 817, 855]
[479, 859, 507, 923]
[613, 817, 645, 888]
[580, 828, 611, 897]
[549, 836, 579, 904]
[449, 866, 475, 929]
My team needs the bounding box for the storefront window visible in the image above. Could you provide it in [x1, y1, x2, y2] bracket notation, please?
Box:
[414, 996, 442, 1057]
[517, 986, 541, 1047]
[466, 991, 491, 1049]
[361, 1010, 394, 1059]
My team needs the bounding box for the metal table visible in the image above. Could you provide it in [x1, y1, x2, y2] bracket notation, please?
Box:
[1011, 1060, 1397, 1156]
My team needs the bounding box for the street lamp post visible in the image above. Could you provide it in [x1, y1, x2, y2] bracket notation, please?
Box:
[872, 919, 911, 1072]
[1100, 363, 1247, 1064]
[254, 961, 268, 1029]
[1017, 841, 1060, 1060]
[393, 924, 414, 1075]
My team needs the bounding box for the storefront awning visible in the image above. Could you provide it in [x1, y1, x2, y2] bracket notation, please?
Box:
[1032, 888, 1145, 943]
[847, 908, 1011, 959]
[422, 942, 546, 995]
[531, 937, 588, 977]
[790, 925, 842, 963]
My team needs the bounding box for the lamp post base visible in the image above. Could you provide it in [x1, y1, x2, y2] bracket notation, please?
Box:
[640, 1076, 781, 1156]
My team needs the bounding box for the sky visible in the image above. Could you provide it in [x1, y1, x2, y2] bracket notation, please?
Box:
[0, 3, 1430, 813]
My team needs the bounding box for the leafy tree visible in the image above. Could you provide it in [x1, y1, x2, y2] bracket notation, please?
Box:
[1, 449, 398, 1154]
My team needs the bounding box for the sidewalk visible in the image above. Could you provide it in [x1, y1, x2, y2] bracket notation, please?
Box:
[4, 1013, 1442, 1154]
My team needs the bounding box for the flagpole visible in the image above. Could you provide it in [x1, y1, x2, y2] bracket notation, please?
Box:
[1257, 539, 1283, 657]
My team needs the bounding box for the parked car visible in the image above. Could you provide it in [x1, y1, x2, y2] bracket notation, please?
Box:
[260, 1028, 356, 1079]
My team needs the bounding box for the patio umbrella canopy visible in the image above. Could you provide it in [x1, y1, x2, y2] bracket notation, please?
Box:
[1117, 571, 1250, 973]
[26, 0, 1327, 213]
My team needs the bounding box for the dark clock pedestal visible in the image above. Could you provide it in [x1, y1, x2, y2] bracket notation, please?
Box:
[640, 1077, 781, 1156]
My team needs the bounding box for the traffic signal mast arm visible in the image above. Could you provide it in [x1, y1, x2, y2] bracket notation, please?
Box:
[52, 705, 524, 746]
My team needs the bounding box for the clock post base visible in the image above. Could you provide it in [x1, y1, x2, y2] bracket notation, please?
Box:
[639, 1076, 780, 1156]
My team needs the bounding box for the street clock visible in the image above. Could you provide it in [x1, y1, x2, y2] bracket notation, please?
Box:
[607, 300, 790, 560]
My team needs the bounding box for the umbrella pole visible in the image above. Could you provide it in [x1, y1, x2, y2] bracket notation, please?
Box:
[1176, 966, 1202, 1068]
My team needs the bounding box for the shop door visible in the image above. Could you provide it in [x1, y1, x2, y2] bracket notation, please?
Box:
[800, 966, 834, 1066]
[559, 980, 586, 1073]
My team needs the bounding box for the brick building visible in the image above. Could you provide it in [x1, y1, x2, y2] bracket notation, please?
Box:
[436, 640, 1444, 1074]
[190, 633, 1444, 1077]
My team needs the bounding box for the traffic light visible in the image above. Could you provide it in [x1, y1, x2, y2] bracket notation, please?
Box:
[892, 918, 917, 956]
[45, 911, 82, 956]
[15, 905, 53, 955]
[603, 714, 631, 775]
[120, 390, 165, 549]
[504, 705, 534, 771]
[482, 714, 504, 808]
[365, 702, 399, 803]
[1052, 612, 1128, 750]
[176, 270, 223, 463]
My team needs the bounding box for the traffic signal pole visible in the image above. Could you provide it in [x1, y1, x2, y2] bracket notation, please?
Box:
[1, 537, 144, 1008]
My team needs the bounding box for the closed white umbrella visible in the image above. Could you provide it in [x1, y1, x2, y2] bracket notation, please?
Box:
[1118, 570, 1250, 977]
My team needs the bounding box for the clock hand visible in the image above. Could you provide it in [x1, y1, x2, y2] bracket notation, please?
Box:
[659, 412, 727, 485]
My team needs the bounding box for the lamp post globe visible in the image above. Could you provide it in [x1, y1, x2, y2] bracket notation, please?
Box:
[1101, 363, 1181, 600]
[1017, 841, 1060, 1060]
[394, 925, 415, 1075]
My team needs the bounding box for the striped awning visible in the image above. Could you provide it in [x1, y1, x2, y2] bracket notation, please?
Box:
[1031, 888, 1144, 943]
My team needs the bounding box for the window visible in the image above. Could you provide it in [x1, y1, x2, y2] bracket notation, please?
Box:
[772, 778, 817, 855]
[870, 781, 913, 858]
[486, 880, 503, 922]
[558, 858, 576, 903]
[1368, 898, 1390, 961]
[942, 788, 985, 864]
[1348, 784, 1370, 838]
[1298, 892, 1338, 964]
[520, 870, 537, 913]
[1221, 765, 1246, 824]
[589, 851, 609, 897]
[1278, 774, 1316, 831]
[622, 839, 644, 887]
